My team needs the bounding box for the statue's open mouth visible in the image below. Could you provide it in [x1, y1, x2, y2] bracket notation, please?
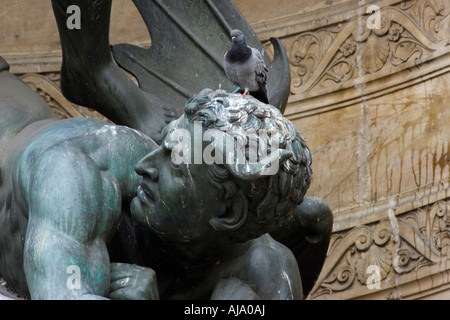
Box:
[137, 184, 155, 207]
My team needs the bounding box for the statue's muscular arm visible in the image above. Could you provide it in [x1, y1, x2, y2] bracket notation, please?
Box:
[20, 143, 121, 299]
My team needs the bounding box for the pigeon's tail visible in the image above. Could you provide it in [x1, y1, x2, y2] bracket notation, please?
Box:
[250, 87, 269, 105]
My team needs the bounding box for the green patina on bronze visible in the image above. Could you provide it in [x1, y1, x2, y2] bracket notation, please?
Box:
[0, 0, 332, 300]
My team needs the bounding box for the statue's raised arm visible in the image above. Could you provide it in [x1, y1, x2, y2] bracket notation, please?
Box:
[52, 0, 291, 143]
[0, 1, 332, 300]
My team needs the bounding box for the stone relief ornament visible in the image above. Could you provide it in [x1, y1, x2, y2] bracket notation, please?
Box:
[287, 0, 450, 97]
[308, 199, 450, 299]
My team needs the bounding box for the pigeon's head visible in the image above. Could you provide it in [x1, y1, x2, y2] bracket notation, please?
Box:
[230, 29, 245, 43]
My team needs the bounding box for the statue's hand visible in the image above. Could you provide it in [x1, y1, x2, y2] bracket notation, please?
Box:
[109, 263, 159, 300]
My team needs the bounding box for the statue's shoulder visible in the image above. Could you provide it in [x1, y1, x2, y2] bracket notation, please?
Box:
[248, 234, 293, 258]
[16, 118, 155, 168]
[0, 56, 9, 72]
[76, 120, 158, 153]
[34, 118, 155, 148]
[231, 234, 302, 299]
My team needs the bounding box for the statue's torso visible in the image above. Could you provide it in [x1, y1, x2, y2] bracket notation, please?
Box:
[0, 117, 156, 297]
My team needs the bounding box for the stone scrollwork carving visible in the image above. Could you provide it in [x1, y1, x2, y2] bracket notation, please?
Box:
[288, 0, 450, 97]
[309, 199, 450, 299]
[355, 246, 393, 286]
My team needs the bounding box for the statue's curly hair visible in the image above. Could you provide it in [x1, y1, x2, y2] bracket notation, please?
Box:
[164, 89, 312, 241]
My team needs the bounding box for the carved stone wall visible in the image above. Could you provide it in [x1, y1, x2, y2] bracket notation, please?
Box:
[1, 0, 449, 299]
[309, 200, 450, 299]
[239, 0, 450, 299]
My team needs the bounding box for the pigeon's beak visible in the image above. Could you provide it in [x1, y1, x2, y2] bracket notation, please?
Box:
[231, 36, 236, 40]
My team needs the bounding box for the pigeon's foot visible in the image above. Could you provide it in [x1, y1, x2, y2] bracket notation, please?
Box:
[231, 86, 242, 94]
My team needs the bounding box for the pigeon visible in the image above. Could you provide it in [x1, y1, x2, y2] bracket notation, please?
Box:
[224, 29, 269, 104]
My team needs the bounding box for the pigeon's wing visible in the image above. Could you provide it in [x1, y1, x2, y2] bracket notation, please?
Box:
[223, 52, 237, 86]
[112, 0, 291, 114]
[251, 47, 268, 88]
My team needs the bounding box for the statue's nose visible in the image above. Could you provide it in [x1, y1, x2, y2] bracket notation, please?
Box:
[135, 150, 160, 181]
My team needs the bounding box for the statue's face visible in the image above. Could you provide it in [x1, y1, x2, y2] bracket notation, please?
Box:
[130, 115, 226, 242]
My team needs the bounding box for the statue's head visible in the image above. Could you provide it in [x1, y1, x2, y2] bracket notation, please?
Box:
[131, 89, 312, 243]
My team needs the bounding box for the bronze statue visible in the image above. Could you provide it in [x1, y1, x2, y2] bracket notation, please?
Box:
[0, 0, 332, 300]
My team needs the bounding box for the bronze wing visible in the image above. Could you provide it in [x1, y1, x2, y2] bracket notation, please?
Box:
[111, 0, 291, 116]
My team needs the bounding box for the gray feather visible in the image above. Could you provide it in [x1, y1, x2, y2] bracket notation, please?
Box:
[224, 30, 269, 103]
